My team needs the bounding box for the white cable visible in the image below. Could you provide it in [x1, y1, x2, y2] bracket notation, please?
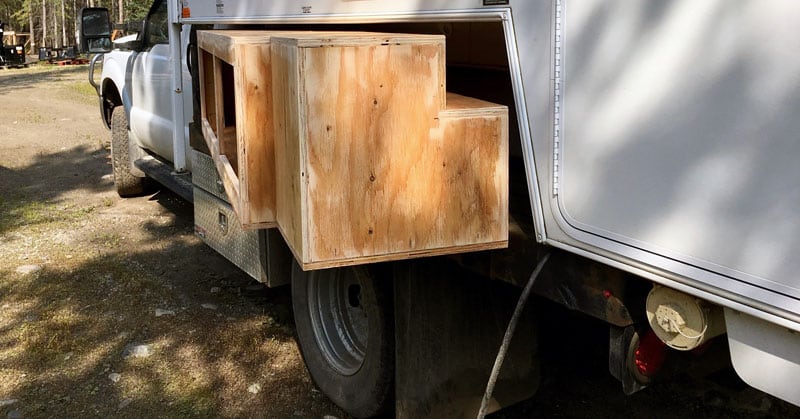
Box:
[477, 253, 550, 419]
[668, 317, 708, 340]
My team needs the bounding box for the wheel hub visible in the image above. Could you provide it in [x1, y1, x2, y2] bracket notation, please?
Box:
[307, 268, 369, 376]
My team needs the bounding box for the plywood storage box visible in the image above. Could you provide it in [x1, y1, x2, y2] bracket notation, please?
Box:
[197, 30, 280, 228]
[271, 33, 509, 270]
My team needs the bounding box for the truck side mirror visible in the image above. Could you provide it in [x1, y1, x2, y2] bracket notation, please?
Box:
[79, 7, 112, 53]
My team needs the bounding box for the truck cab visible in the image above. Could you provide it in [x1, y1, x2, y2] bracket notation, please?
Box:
[88, 0, 192, 198]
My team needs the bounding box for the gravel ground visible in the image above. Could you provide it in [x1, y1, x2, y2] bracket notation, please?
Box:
[0, 64, 344, 418]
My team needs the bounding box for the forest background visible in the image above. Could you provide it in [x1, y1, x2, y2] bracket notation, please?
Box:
[0, 0, 151, 53]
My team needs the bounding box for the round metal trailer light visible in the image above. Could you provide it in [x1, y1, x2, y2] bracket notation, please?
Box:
[645, 285, 725, 351]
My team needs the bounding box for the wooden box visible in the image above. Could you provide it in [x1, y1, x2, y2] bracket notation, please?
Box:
[271, 33, 508, 270]
[197, 30, 279, 228]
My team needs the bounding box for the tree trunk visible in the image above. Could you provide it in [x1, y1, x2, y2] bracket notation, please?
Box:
[118, 0, 123, 24]
[29, 0, 35, 54]
[72, 0, 76, 49]
[52, 1, 57, 48]
[42, 0, 46, 49]
[60, 0, 65, 48]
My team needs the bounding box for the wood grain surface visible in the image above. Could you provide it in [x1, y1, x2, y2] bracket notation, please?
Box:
[271, 33, 507, 269]
[199, 30, 508, 269]
[198, 31, 283, 228]
[234, 42, 276, 228]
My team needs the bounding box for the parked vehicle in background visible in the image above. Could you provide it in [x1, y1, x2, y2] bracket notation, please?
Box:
[0, 21, 26, 67]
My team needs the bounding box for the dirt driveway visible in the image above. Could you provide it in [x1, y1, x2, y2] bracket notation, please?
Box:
[1, 65, 799, 419]
[0, 65, 344, 418]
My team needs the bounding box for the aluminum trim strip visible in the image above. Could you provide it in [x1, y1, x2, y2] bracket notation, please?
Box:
[180, 8, 510, 24]
[546, 238, 800, 333]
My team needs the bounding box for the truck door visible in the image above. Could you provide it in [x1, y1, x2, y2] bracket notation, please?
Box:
[129, 0, 175, 162]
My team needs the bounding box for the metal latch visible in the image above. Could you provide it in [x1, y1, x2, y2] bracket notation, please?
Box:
[218, 211, 228, 235]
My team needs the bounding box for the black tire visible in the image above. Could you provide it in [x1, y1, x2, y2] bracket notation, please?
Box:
[110, 106, 145, 197]
[291, 262, 394, 418]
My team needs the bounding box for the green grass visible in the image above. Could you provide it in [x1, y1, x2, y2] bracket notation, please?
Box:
[94, 232, 121, 248]
[65, 81, 99, 103]
[0, 196, 96, 233]
[67, 81, 97, 95]
[20, 108, 44, 124]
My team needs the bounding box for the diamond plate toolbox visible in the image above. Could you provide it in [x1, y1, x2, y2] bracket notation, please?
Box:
[194, 187, 270, 282]
[192, 149, 292, 286]
[191, 149, 229, 203]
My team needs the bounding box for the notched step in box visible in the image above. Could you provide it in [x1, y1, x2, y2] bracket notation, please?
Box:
[270, 33, 508, 270]
[198, 30, 508, 270]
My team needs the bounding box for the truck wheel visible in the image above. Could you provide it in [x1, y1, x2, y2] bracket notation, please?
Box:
[291, 262, 394, 418]
[110, 106, 145, 197]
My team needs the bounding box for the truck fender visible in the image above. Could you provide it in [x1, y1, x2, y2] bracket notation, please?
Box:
[99, 52, 134, 128]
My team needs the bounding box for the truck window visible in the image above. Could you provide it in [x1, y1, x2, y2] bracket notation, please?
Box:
[143, 0, 168, 47]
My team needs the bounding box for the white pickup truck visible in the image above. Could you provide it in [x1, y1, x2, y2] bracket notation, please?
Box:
[81, 1, 800, 417]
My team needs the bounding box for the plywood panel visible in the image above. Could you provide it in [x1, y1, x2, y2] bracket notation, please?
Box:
[301, 93, 508, 269]
[198, 30, 235, 63]
[198, 30, 286, 228]
[435, 93, 509, 246]
[234, 42, 275, 227]
[300, 39, 444, 263]
[198, 30, 285, 63]
[271, 33, 507, 270]
[200, 118, 241, 215]
[198, 49, 217, 134]
[272, 40, 307, 263]
[200, 30, 508, 269]
[212, 57, 227, 154]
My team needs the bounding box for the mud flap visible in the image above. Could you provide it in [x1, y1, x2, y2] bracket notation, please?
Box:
[609, 325, 648, 395]
[394, 259, 540, 418]
[726, 309, 800, 406]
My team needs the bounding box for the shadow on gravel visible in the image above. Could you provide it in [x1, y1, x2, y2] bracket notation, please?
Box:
[0, 143, 341, 417]
[0, 184, 341, 417]
[0, 233, 313, 417]
[0, 144, 110, 235]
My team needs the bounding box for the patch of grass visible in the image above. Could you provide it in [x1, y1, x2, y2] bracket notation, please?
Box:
[69, 205, 96, 218]
[0, 196, 96, 233]
[63, 81, 99, 105]
[94, 232, 121, 248]
[21, 108, 44, 124]
[66, 81, 97, 97]
[0, 199, 54, 228]
[164, 382, 216, 417]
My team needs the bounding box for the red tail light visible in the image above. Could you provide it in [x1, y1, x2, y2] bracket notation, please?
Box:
[634, 330, 667, 377]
